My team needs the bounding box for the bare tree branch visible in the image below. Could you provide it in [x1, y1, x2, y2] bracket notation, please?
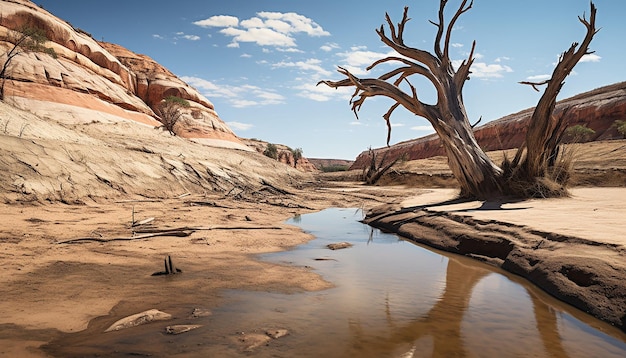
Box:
[519, 80, 550, 92]
[515, 2, 598, 181]
[443, 0, 473, 64]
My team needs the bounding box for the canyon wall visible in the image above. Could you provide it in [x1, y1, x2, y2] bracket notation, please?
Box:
[351, 82, 626, 170]
[0, 0, 248, 150]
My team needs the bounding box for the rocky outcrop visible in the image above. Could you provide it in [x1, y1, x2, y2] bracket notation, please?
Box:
[0, 0, 248, 150]
[243, 139, 318, 172]
[307, 158, 354, 171]
[351, 82, 626, 170]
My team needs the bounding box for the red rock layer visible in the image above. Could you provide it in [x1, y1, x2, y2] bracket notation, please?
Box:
[351, 82, 626, 170]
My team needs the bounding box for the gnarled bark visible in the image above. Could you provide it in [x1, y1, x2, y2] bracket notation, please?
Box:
[319, 1, 598, 199]
[319, 1, 501, 198]
[512, 3, 598, 182]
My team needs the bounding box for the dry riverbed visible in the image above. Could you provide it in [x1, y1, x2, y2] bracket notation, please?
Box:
[0, 184, 625, 356]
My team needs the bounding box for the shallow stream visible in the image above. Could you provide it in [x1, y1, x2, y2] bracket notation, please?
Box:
[45, 208, 626, 357]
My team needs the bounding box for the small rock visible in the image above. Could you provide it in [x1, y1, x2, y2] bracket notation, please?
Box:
[266, 329, 289, 339]
[238, 333, 272, 352]
[165, 324, 202, 335]
[104, 309, 172, 332]
[190, 308, 212, 318]
[326, 242, 353, 250]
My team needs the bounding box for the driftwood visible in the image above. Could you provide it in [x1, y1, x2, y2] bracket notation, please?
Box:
[132, 217, 154, 227]
[58, 225, 282, 244]
[104, 309, 172, 332]
[57, 230, 194, 244]
[165, 324, 202, 335]
[133, 225, 282, 233]
[185, 200, 232, 208]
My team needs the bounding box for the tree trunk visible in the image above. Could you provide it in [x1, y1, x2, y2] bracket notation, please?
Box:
[435, 111, 501, 198]
[319, 1, 597, 200]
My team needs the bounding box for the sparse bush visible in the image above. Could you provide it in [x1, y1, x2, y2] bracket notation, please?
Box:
[291, 147, 303, 167]
[1, 25, 57, 100]
[154, 96, 190, 135]
[263, 143, 278, 159]
[613, 120, 626, 138]
[320, 164, 349, 172]
[564, 124, 595, 143]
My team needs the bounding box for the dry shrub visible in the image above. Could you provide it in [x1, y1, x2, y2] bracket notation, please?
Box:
[501, 144, 574, 199]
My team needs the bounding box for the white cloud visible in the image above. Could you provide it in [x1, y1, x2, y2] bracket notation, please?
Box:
[220, 27, 296, 47]
[254, 90, 285, 104]
[194, 15, 239, 28]
[257, 11, 330, 36]
[495, 56, 510, 62]
[240, 53, 252, 58]
[183, 34, 200, 41]
[390, 122, 405, 127]
[153, 34, 164, 40]
[194, 12, 329, 50]
[580, 53, 601, 62]
[181, 76, 238, 98]
[525, 74, 551, 82]
[350, 121, 362, 126]
[294, 81, 352, 102]
[232, 99, 258, 108]
[472, 62, 513, 78]
[276, 47, 304, 53]
[272, 58, 332, 77]
[227, 121, 254, 130]
[411, 125, 434, 132]
[451, 43, 463, 48]
[336, 48, 398, 75]
[452, 59, 513, 79]
[320, 42, 340, 52]
[181, 76, 285, 108]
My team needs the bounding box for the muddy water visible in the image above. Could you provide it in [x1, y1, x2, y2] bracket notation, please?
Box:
[43, 208, 626, 357]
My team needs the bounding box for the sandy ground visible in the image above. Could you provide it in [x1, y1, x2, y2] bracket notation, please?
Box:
[1, 182, 626, 355]
[401, 187, 626, 246]
[365, 186, 626, 333]
[0, 184, 411, 357]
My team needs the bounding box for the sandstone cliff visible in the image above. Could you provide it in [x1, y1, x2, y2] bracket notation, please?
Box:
[242, 139, 318, 172]
[351, 81, 626, 170]
[0, 0, 248, 150]
[0, 0, 315, 203]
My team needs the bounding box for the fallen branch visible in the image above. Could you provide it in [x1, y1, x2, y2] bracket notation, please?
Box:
[114, 199, 163, 203]
[185, 200, 233, 208]
[132, 217, 155, 227]
[58, 225, 283, 244]
[134, 225, 282, 233]
[57, 230, 194, 244]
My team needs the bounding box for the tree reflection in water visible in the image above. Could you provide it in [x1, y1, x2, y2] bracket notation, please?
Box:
[344, 258, 571, 357]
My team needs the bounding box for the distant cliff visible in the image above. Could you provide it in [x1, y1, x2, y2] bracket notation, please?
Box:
[242, 139, 318, 172]
[351, 82, 626, 170]
[0, 0, 248, 150]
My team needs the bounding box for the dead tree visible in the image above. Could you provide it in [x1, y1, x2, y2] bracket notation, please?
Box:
[319, 1, 597, 199]
[362, 147, 401, 185]
[319, 1, 500, 198]
[505, 3, 598, 196]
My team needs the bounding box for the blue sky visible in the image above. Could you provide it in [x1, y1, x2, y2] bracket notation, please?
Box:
[37, 0, 626, 159]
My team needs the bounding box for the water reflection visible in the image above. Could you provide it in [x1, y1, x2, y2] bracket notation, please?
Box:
[41, 208, 626, 357]
[276, 208, 626, 357]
